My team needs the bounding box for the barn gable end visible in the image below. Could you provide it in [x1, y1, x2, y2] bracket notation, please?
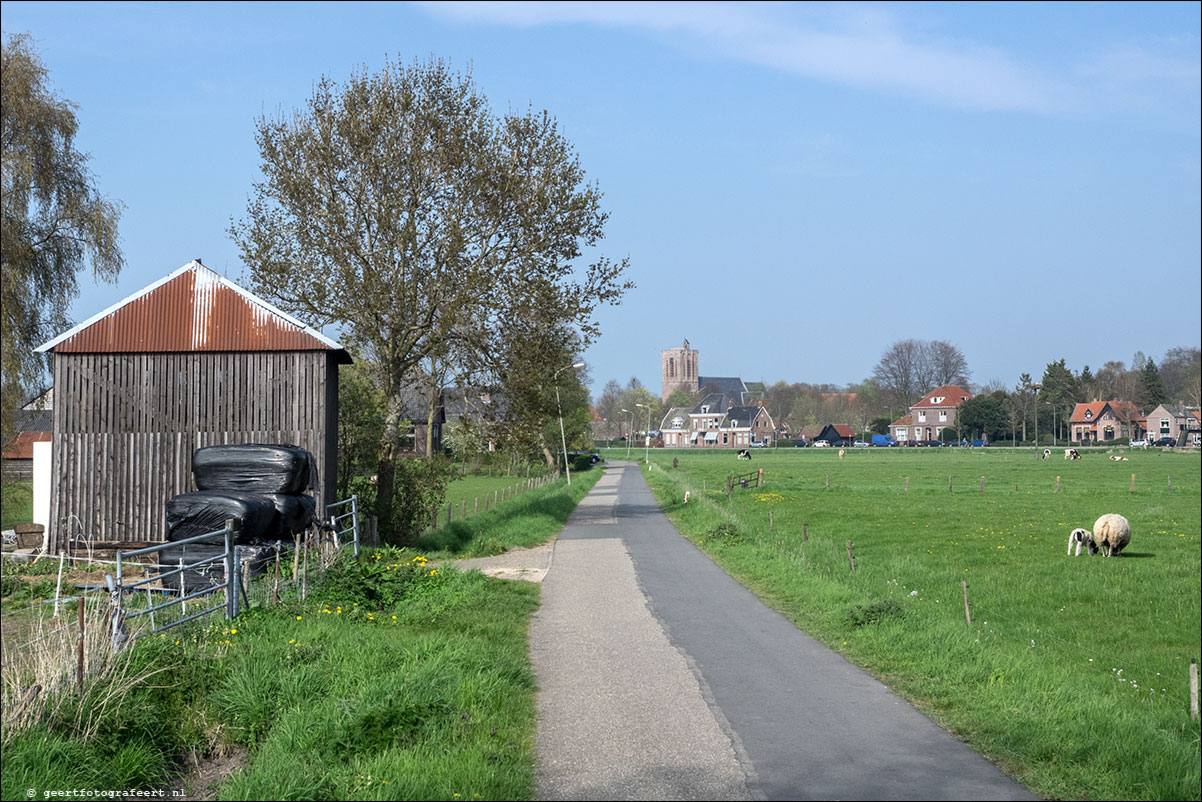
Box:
[36, 261, 350, 548]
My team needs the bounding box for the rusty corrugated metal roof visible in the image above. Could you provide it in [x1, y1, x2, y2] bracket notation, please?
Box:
[36, 261, 348, 358]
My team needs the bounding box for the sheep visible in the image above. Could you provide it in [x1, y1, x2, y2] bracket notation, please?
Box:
[1109, 455, 1129, 461]
[838, 448, 846, 459]
[1064, 448, 1081, 460]
[1042, 449, 1051, 460]
[737, 449, 751, 460]
[1092, 513, 1132, 557]
[1067, 528, 1096, 556]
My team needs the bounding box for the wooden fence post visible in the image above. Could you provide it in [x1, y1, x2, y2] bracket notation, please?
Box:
[1191, 659, 1198, 720]
[846, 541, 855, 571]
[961, 581, 971, 625]
[980, 476, 985, 492]
[904, 476, 909, 491]
[1130, 473, 1135, 492]
[948, 476, 953, 492]
[769, 510, 774, 532]
[1055, 475, 1060, 493]
[825, 474, 830, 491]
[77, 597, 85, 696]
[803, 521, 808, 542]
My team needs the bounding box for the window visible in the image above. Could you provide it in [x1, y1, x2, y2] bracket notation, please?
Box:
[919, 412, 927, 422]
[939, 411, 947, 422]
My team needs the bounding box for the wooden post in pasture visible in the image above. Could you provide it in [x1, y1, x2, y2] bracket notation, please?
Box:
[960, 581, 971, 626]
[948, 476, 953, 492]
[904, 476, 910, 491]
[803, 521, 808, 542]
[494, 489, 499, 508]
[77, 597, 85, 696]
[846, 541, 855, 572]
[825, 474, 830, 491]
[758, 468, 764, 487]
[1130, 473, 1135, 492]
[1055, 475, 1060, 493]
[769, 510, 774, 533]
[475, 497, 479, 515]
[980, 476, 986, 492]
[1167, 475, 1171, 491]
[1191, 659, 1198, 720]
[461, 499, 466, 519]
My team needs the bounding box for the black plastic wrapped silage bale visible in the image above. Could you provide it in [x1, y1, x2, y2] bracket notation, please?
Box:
[192, 444, 316, 494]
[158, 540, 283, 594]
[166, 491, 280, 544]
[263, 493, 318, 538]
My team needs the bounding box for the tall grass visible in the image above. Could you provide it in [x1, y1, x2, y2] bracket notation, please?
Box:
[634, 447, 1201, 801]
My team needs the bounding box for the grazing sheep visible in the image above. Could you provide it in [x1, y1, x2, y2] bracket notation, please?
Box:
[737, 449, 751, 460]
[1092, 513, 1132, 557]
[1068, 528, 1096, 556]
[1042, 449, 1051, 460]
[1065, 448, 1081, 460]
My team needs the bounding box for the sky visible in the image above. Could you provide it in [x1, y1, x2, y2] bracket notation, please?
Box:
[4, 1, 1199, 401]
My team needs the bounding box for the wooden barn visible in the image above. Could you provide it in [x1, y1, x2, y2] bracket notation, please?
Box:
[35, 260, 350, 549]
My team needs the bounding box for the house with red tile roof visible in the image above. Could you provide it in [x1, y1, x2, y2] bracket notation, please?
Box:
[1143, 403, 1201, 446]
[907, 385, 972, 442]
[1069, 401, 1144, 444]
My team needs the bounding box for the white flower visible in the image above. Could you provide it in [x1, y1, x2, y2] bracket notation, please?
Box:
[909, 590, 918, 596]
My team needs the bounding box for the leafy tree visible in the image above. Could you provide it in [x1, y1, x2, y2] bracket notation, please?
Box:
[1, 33, 123, 446]
[595, 378, 625, 439]
[1038, 359, 1079, 440]
[868, 416, 891, 436]
[336, 362, 385, 499]
[957, 391, 1011, 442]
[1012, 373, 1037, 442]
[1136, 359, 1168, 409]
[230, 57, 630, 534]
[665, 386, 697, 410]
[1159, 347, 1200, 403]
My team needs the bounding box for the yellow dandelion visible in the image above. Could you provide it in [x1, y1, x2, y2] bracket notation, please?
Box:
[296, 615, 302, 620]
[230, 628, 237, 634]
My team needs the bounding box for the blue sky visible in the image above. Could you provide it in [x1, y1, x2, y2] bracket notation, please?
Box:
[4, 1, 1199, 400]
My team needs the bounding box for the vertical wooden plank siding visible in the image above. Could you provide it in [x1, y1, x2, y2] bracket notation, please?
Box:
[49, 351, 337, 547]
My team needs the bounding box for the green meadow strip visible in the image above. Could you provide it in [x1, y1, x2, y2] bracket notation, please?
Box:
[634, 448, 1201, 801]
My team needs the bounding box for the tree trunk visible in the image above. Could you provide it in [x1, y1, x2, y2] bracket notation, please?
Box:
[375, 392, 406, 536]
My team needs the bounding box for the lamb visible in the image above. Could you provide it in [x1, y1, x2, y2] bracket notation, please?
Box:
[1042, 449, 1051, 460]
[1092, 513, 1131, 557]
[838, 448, 846, 459]
[1067, 528, 1096, 556]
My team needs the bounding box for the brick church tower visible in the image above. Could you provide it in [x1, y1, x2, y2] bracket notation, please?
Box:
[661, 338, 698, 402]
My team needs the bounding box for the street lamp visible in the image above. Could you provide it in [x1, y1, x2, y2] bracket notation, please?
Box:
[621, 408, 633, 458]
[635, 402, 652, 464]
[554, 362, 585, 484]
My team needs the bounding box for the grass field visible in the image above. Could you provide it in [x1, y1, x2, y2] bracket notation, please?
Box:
[1, 479, 33, 529]
[613, 446, 1201, 801]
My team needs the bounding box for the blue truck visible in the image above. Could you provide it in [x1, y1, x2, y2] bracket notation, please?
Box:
[871, 434, 897, 447]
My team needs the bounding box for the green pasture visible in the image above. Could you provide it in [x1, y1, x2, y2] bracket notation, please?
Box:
[621, 446, 1201, 801]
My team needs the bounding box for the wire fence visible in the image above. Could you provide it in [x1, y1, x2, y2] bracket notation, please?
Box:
[1, 496, 361, 738]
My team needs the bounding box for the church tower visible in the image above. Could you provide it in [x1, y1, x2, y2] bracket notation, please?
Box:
[661, 338, 698, 402]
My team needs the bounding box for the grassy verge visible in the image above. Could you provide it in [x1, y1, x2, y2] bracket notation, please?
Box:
[635, 448, 1200, 801]
[3, 464, 605, 800]
[417, 463, 605, 558]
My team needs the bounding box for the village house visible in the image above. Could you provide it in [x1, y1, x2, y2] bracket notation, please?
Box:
[1069, 401, 1144, 444]
[893, 385, 973, 442]
[1143, 403, 1202, 446]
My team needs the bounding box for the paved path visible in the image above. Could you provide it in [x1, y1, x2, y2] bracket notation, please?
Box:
[529, 461, 1038, 801]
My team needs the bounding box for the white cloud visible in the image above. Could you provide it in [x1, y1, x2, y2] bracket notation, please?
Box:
[416, 1, 1069, 112]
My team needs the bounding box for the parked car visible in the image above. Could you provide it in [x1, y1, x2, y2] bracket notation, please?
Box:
[1129, 439, 1148, 448]
[903, 440, 918, 447]
[750, 441, 767, 448]
[853, 440, 869, 448]
[871, 434, 896, 447]
[813, 440, 830, 448]
[970, 439, 986, 447]
[793, 439, 810, 448]
[1153, 437, 1177, 447]
[919, 440, 943, 447]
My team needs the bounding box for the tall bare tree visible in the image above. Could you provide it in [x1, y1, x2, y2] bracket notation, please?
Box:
[1, 33, 123, 446]
[230, 57, 630, 534]
[873, 338, 970, 411]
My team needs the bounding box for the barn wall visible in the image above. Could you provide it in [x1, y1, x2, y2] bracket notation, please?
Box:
[50, 350, 337, 546]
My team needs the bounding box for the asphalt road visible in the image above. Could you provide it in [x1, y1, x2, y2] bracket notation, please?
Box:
[530, 461, 1039, 801]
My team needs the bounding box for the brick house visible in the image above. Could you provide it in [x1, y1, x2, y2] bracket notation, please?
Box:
[1069, 401, 1144, 444]
[906, 385, 972, 442]
[1143, 403, 1202, 446]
